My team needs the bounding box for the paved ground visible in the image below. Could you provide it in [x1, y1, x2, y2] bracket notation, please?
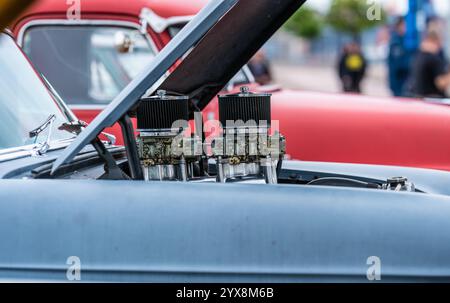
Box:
[271, 62, 391, 97]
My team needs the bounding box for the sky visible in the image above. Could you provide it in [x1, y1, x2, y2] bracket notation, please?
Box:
[307, 0, 450, 17]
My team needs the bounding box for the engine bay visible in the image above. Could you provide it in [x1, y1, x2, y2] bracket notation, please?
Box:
[22, 87, 419, 194]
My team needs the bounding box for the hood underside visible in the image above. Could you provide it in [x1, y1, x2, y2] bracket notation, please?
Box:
[160, 0, 307, 113]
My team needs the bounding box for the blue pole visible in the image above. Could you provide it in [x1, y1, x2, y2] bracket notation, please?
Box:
[405, 0, 420, 52]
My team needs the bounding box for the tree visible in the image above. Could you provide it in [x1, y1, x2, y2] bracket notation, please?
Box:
[284, 6, 323, 40]
[326, 0, 386, 41]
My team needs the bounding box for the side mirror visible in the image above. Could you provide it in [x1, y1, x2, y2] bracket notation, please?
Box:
[114, 32, 134, 54]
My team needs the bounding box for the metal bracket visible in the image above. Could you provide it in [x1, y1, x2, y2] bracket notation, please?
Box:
[91, 138, 129, 180]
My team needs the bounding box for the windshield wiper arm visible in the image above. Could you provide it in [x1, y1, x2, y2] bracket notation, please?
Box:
[29, 114, 56, 156]
[58, 120, 87, 135]
[58, 120, 116, 145]
[29, 114, 56, 139]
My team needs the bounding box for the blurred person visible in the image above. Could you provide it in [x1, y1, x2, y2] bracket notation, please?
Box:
[409, 31, 450, 98]
[248, 50, 272, 85]
[426, 16, 447, 64]
[388, 17, 410, 97]
[337, 42, 367, 93]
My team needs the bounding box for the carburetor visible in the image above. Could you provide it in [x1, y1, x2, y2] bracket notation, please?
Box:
[136, 90, 201, 181]
[214, 86, 285, 184]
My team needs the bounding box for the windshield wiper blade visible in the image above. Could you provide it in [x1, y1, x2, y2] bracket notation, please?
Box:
[58, 120, 116, 145]
[29, 114, 56, 156]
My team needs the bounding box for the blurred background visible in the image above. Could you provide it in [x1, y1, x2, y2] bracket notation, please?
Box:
[250, 0, 450, 97]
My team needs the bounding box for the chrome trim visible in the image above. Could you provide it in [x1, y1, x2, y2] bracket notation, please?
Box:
[30, 114, 56, 156]
[0, 138, 75, 163]
[242, 64, 256, 83]
[101, 132, 116, 145]
[18, 19, 157, 53]
[139, 8, 194, 34]
[3, 29, 14, 37]
[69, 104, 108, 111]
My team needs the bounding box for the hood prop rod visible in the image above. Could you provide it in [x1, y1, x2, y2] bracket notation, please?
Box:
[119, 114, 143, 180]
[91, 138, 129, 180]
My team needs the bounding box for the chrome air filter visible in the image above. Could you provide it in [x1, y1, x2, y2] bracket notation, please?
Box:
[218, 86, 271, 128]
[137, 90, 189, 131]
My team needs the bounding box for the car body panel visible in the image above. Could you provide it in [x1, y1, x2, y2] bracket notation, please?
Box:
[11, 0, 206, 22]
[1, 178, 450, 282]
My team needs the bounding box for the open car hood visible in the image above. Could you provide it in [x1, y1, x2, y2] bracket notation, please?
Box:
[51, 0, 307, 173]
[160, 0, 306, 111]
[0, 0, 36, 30]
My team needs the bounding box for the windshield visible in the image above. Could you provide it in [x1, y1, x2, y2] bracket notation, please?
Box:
[23, 25, 156, 105]
[0, 34, 72, 150]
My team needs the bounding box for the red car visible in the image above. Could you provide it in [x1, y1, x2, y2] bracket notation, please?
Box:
[11, 0, 450, 171]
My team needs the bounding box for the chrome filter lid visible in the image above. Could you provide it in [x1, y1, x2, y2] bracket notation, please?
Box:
[137, 90, 189, 131]
[218, 86, 271, 128]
